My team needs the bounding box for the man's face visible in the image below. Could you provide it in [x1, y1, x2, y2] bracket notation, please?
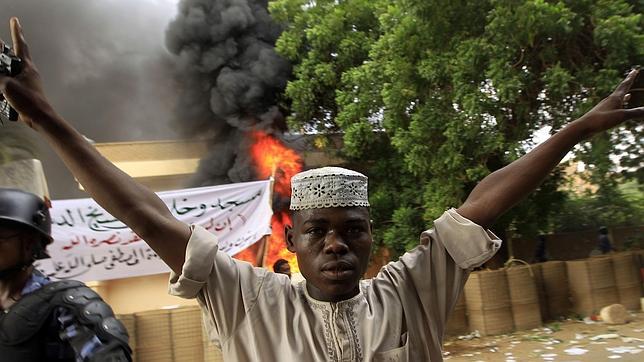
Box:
[286, 207, 372, 302]
[0, 225, 29, 270]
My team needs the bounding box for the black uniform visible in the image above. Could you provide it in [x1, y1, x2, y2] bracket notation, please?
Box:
[0, 188, 131, 361]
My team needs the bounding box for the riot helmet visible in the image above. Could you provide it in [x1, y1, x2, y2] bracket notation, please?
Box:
[0, 188, 52, 259]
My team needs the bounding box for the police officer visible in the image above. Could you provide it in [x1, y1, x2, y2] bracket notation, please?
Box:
[0, 188, 132, 361]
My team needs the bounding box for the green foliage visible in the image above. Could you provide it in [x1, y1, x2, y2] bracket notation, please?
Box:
[552, 180, 644, 231]
[545, 321, 562, 332]
[271, 0, 383, 132]
[271, 0, 644, 257]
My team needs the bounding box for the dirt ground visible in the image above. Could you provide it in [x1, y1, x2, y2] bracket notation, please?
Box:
[443, 312, 644, 361]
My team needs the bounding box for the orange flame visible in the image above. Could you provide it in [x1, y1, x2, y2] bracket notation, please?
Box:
[234, 131, 302, 273]
[233, 238, 264, 265]
[263, 212, 299, 272]
[250, 132, 302, 195]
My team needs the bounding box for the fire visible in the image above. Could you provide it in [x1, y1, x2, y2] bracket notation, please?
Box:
[234, 131, 302, 272]
[264, 212, 298, 272]
[250, 132, 302, 195]
[233, 238, 263, 265]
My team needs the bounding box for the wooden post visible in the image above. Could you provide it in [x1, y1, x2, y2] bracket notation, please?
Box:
[257, 176, 275, 268]
[506, 228, 515, 262]
[255, 235, 270, 267]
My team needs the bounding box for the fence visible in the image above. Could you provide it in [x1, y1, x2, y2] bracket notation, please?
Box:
[448, 251, 643, 337]
[117, 306, 224, 362]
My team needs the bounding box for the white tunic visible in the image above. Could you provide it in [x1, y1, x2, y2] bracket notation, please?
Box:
[169, 209, 501, 361]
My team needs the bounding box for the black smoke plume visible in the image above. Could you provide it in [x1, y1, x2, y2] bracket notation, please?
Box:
[0, 0, 179, 199]
[166, 0, 291, 186]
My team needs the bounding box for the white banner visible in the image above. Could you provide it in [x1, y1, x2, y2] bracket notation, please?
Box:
[35, 180, 273, 282]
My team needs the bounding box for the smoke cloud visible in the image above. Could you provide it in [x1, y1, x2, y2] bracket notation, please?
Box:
[0, 0, 292, 196]
[165, 0, 291, 186]
[0, 0, 179, 198]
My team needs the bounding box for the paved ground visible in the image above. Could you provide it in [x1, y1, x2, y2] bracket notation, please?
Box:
[443, 312, 644, 361]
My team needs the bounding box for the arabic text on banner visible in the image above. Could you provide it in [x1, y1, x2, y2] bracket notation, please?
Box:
[35, 180, 273, 282]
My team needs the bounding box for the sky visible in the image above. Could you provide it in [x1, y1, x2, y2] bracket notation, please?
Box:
[0, 0, 181, 198]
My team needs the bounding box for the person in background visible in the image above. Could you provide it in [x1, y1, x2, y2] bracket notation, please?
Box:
[534, 234, 549, 263]
[597, 226, 614, 254]
[273, 258, 292, 279]
[0, 188, 132, 361]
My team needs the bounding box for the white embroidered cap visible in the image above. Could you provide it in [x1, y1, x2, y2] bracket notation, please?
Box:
[290, 167, 369, 210]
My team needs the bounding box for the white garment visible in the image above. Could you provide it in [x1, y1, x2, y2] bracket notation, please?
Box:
[169, 209, 501, 361]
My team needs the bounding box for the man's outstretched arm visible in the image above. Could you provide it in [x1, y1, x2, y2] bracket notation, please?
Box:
[0, 18, 190, 273]
[457, 69, 644, 229]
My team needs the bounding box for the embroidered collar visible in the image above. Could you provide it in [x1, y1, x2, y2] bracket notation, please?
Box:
[298, 280, 366, 309]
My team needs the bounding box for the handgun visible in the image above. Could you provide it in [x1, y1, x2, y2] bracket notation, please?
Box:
[0, 43, 22, 124]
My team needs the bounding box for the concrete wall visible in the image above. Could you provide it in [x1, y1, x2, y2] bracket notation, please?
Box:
[89, 273, 197, 314]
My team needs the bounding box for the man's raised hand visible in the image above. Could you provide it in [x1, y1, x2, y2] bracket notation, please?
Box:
[574, 68, 644, 139]
[0, 17, 190, 273]
[0, 17, 55, 128]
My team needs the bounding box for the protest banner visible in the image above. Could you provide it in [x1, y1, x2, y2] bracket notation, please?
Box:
[35, 180, 273, 281]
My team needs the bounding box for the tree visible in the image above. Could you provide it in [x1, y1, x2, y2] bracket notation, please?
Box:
[270, 0, 643, 258]
[552, 179, 644, 232]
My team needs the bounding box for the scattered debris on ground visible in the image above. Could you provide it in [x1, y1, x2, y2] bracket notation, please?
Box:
[443, 311, 644, 361]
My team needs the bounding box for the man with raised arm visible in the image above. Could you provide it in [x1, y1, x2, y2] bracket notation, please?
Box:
[1, 17, 642, 361]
